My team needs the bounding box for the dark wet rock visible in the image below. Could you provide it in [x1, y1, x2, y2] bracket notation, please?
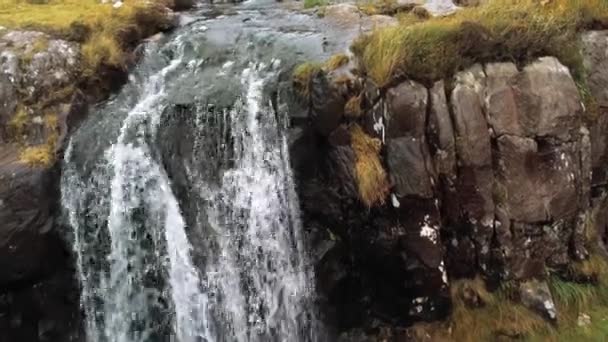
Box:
[386, 137, 435, 198]
[519, 280, 557, 322]
[310, 70, 346, 136]
[0, 147, 80, 342]
[0, 150, 61, 287]
[0, 73, 17, 143]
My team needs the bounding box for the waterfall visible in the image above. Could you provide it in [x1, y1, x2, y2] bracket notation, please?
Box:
[60, 14, 318, 342]
[202, 62, 316, 341]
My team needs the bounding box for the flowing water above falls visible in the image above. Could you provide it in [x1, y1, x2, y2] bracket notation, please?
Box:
[60, 3, 330, 340]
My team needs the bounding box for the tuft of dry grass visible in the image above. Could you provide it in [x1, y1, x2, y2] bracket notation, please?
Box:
[325, 53, 350, 71]
[352, 0, 608, 86]
[344, 94, 363, 118]
[350, 124, 389, 207]
[19, 144, 54, 166]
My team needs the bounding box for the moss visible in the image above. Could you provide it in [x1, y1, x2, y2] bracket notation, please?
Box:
[350, 124, 389, 207]
[292, 62, 322, 99]
[20, 36, 49, 64]
[325, 53, 350, 71]
[9, 105, 29, 138]
[19, 145, 54, 167]
[358, 0, 413, 16]
[304, 0, 326, 9]
[352, 0, 608, 86]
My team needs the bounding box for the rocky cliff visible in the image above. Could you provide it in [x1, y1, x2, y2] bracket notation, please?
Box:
[0, 1, 190, 340]
[290, 27, 608, 340]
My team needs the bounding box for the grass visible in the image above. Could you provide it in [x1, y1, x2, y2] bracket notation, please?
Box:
[435, 255, 608, 342]
[292, 62, 322, 99]
[350, 124, 389, 207]
[0, 0, 171, 76]
[352, 0, 608, 87]
[325, 53, 350, 71]
[304, 0, 326, 9]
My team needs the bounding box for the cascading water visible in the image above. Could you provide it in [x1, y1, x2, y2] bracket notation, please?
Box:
[60, 4, 321, 342]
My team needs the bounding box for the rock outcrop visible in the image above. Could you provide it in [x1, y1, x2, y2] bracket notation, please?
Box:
[290, 30, 608, 335]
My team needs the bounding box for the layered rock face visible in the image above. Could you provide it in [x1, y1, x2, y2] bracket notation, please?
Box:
[291, 30, 608, 334]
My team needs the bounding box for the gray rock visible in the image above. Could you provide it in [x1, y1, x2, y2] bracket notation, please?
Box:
[495, 135, 579, 222]
[519, 280, 557, 322]
[385, 80, 428, 139]
[428, 80, 455, 177]
[451, 64, 491, 167]
[582, 30, 608, 107]
[386, 137, 435, 198]
[0, 31, 79, 100]
[517, 57, 582, 140]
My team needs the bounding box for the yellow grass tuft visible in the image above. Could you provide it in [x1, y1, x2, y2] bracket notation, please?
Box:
[350, 124, 389, 207]
[19, 144, 54, 167]
[324, 53, 350, 71]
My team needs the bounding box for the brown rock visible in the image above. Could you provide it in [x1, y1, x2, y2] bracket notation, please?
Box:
[385, 80, 428, 139]
[496, 135, 579, 222]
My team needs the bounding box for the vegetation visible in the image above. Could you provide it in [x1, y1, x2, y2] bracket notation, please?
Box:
[352, 0, 608, 87]
[324, 53, 350, 71]
[349, 124, 389, 207]
[292, 62, 322, 99]
[304, 0, 326, 9]
[0, 0, 173, 166]
[0, 0, 171, 75]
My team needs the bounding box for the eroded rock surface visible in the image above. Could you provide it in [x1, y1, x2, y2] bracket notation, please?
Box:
[291, 30, 608, 335]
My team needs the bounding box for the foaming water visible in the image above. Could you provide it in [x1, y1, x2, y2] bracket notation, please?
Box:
[61, 12, 319, 342]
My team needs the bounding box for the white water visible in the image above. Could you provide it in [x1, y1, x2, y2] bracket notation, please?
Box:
[61, 19, 317, 342]
[200, 62, 315, 342]
[62, 43, 212, 342]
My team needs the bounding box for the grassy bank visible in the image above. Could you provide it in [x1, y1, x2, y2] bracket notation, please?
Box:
[0, 0, 174, 166]
[352, 0, 608, 86]
[0, 0, 171, 75]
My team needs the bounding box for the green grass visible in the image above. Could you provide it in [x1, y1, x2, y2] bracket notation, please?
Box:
[304, 0, 326, 9]
[352, 0, 608, 87]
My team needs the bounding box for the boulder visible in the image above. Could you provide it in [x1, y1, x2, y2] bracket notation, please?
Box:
[0, 148, 64, 288]
[519, 280, 557, 322]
